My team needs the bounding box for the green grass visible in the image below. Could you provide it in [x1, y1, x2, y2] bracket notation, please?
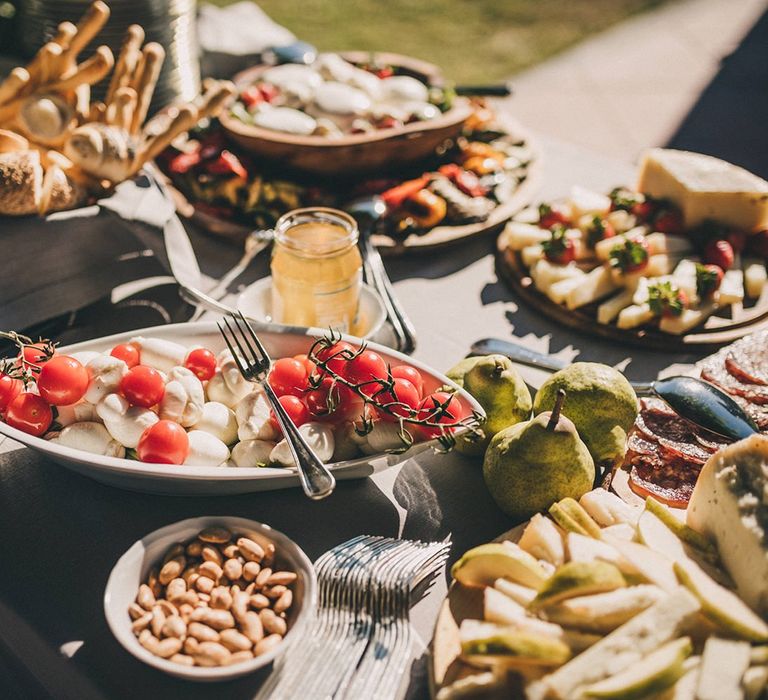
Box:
[208, 0, 668, 83]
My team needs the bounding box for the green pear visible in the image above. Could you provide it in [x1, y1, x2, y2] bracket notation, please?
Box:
[445, 356, 481, 387]
[530, 560, 627, 610]
[460, 620, 571, 668]
[451, 541, 548, 589]
[483, 390, 595, 521]
[533, 362, 638, 466]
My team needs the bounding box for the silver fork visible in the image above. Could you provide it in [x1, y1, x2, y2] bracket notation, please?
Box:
[218, 311, 336, 500]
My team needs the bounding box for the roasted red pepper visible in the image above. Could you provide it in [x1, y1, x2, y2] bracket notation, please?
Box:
[438, 163, 488, 197]
[205, 150, 248, 179]
[241, 83, 280, 109]
[380, 175, 431, 208]
[168, 150, 202, 174]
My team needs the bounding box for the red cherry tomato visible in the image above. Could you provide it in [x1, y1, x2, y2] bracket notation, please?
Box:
[391, 365, 424, 397]
[293, 354, 317, 378]
[110, 343, 140, 368]
[703, 239, 735, 270]
[305, 378, 334, 418]
[343, 350, 388, 396]
[184, 348, 217, 381]
[417, 391, 464, 438]
[314, 341, 355, 377]
[120, 366, 165, 408]
[375, 378, 421, 420]
[137, 420, 189, 465]
[21, 343, 53, 371]
[36, 355, 89, 406]
[269, 357, 308, 397]
[269, 395, 310, 431]
[0, 375, 23, 412]
[5, 393, 52, 436]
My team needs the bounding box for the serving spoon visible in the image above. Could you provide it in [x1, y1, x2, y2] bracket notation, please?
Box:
[470, 337, 759, 441]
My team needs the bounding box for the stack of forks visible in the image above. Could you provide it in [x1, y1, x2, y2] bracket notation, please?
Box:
[256, 535, 450, 700]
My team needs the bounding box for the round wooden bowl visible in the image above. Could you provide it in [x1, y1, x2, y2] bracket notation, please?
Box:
[219, 51, 473, 177]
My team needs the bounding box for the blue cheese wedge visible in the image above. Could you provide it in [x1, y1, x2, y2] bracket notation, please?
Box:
[687, 434, 768, 617]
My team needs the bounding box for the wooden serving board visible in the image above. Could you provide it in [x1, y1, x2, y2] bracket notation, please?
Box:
[496, 245, 768, 352]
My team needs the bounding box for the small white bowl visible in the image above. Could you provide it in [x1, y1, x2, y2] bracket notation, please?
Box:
[104, 516, 317, 682]
[237, 277, 387, 340]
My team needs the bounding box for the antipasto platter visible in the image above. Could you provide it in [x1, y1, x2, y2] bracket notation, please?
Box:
[496, 149, 768, 350]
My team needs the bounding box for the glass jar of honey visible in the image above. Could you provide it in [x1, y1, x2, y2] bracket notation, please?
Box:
[270, 207, 363, 335]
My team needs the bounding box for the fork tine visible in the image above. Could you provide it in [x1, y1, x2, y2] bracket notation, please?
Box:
[218, 320, 250, 376]
[229, 312, 265, 367]
[223, 315, 256, 367]
[236, 310, 270, 363]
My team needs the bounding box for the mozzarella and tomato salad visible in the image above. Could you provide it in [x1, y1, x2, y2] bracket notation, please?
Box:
[0, 335, 466, 468]
[500, 186, 768, 334]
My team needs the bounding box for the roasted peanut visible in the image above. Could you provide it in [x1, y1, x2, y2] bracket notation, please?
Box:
[131, 612, 153, 634]
[147, 569, 162, 598]
[161, 615, 187, 639]
[137, 584, 155, 611]
[266, 571, 297, 587]
[263, 543, 276, 567]
[240, 610, 264, 644]
[194, 641, 231, 666]
[163, 543, 185, 564]
[170, 653, 194, 666]
[201, 544, 223, 566]
[198, 592, 211, 604]
[259, 608, 287, 636]
[223, 558, 243, 581]
[274, 590, 293, 614]
[265, 585, 287, 600]
[244, 582, 256, 595]
[232, 590, 249, 622]
[249, 593, 270, 610]
[178, 590, 199, 607]
[183, 636, 200, 655]
[211, 586, 233, 610]
[219, 628, 253, 652]
[255, 634, 282, 656]
[190, 607, 235, 630]
[222, 543, 240, 559]
[195, 575, 214, 594]
[227, 650, 254, 665]
[178, 603, 195, 623]
[157, 599, 176, 617]
[255, 567, 272, 587]
[154, 638, 183, 658]
[150, 605, 166, 638]
[242, 561, 260, 582]
[186, 540, 202, 557]
[237, 537, 265, 563]
[165, 577, 187, 602]
[159, 555, 186, 585]
[198, 527, 231, 544]
[128, 602, 146, 620]
[138, 629, 160, 652]
[198, 560, 223, 582]
[188, 622, 220, 642]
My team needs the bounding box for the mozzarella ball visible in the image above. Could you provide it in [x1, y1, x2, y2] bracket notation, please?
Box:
[190, 402, 238, 444]
[183, 430, 229, 467]
[231, 439, 277, 468]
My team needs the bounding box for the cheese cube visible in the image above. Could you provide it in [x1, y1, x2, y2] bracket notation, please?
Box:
[718, 269, 744, 305]
[565, 266, 620, 309]
[569, 185, 611, 219]
[637, 148, 768, 232]
[502, 221, 552, 250]
[695, 637, 751, 700]
[745, 261, 767, 298]
[597, 289, 634, 324]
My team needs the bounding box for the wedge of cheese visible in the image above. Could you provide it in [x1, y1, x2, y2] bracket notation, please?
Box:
[687, 434, 768, 617]
[637, 149, 768, 232]
[695, 637, 751, 700]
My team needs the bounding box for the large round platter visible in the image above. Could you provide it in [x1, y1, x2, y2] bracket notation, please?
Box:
[496, 233, 768, 352]
[0, 322, 482, 495]
[220, 52, 473, 177]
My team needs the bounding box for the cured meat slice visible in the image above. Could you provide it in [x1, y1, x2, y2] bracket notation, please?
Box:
[724, 329, 768, 386]
[627, 455, 697, 508]
[700, 352, 768, 405]
[627, 432, 660, 456]
[656, 437, 709, 465]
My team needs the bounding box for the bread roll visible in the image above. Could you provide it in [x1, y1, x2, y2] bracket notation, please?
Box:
[0, 129, 29, 154]
[0, 150, 43, 215]
[38, 162, 85, 215]
[63, 122, 137, 182]
[17, 94, 76, 147]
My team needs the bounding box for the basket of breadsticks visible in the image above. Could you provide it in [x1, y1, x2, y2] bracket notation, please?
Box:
[0, 1, 234, 217]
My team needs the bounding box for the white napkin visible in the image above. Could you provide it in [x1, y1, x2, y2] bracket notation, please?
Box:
[197, 2, 296, 56]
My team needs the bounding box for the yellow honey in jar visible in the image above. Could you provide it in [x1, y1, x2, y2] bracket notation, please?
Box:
[270, 208, 363, 335]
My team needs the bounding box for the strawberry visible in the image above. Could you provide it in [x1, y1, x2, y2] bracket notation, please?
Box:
[653, 207, 685, 234]
[538, 203, 569, 229]
[648, 281, 687, 318]
[631, 200, 656, 222]
[703, 239, 735, 270]
[609, 238, 649, 273]
[585, 216, 616, 248]
[725, 229, 748, 253]
[695, 263, 724, 298]
[542, 226, 576, 265]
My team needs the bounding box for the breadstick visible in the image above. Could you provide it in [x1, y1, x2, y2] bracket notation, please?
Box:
[52, 22, 78, 50]
[0, 129, 29, 154]
[134, 104, 198, 173]
[111, 87, 137, 132]
[63, 1, 111, 68]
[196, 81, 236, 121]
[0, 68, 30, 106]
[129, 43, 165, 134]
[49, 46, 114, 92]
[105, 24, 145, 106]
[88, 101, 107, 122]
[37, 43, 64, 85]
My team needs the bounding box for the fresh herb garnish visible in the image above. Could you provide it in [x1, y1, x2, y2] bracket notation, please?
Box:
[608, 239, 649, 273]
[648, 281, 686, 317]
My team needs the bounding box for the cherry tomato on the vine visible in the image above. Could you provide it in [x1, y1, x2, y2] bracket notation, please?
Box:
[417, 391, 464, 438]
[111, 343, 140, 368]
[293, 354, 316, 378]
[269, 395, 310, 431]
[185, 347, 217, 381]
[342, 350, 388, 396]
[269, 357, 308, 397]
[20, 344, 53, 373]
[37, 355, 89, 406]
[374, 377, 421, 420]
[314, 341, 355, 377]
[0, 375, 22, 412]
[5, 393, 53, 436]
[120, 365, 165, 408]
[391, 365, 425, 398]
[137, 420, 189, 465]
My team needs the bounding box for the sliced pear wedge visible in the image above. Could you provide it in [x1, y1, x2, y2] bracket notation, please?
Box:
[750, 645, 768, 665]
[603, 536, 679, 592]
[652, 655, 700, 700]
[556, 498, 603, 538]
[695, 637, 751, 700]
[451, 542, 548, 589]
[637, 510, 688, 562]
[530, 561, 626, 610]
[580, 488, 641, 527]
[459, 620, 571, 668]
[645, 497, 715, 554]
[519, 513, 566, 566]
[567, 532, 624, 568]
[743, 666, 768, 700]
[674, 559, 768, 642]
[494, 578, 538, 606]
[545, 585, 665, 633]
[581, 636, 692, 700]
[601, 523, 636, 541]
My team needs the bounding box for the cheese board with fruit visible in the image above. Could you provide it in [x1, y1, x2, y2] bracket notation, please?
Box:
[496, 149, 768, 350]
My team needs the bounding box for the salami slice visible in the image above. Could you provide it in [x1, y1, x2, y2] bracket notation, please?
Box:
[724, 330, 768, 386]
[700, 352, 768, 405]
[627, 456, 696, 508]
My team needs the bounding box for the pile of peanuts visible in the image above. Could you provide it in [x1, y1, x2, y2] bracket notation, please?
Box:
[128, 526, 296, 667]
